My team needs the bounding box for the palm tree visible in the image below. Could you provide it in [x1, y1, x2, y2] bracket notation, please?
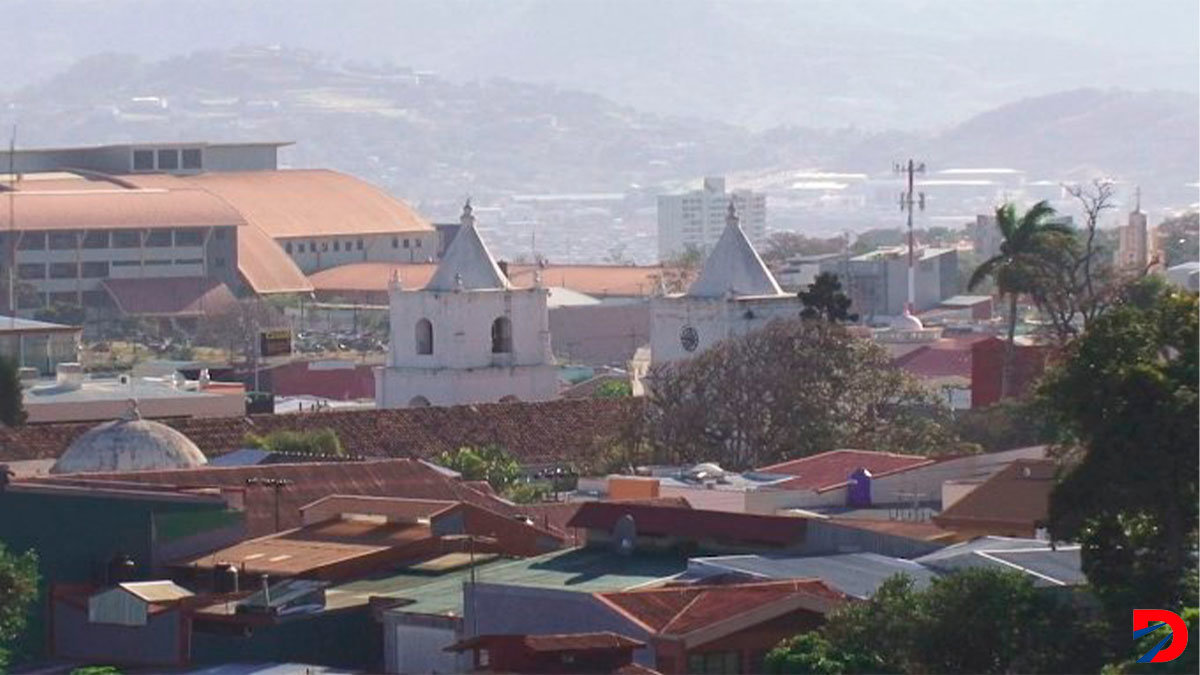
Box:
[969, 201, 1074, 398]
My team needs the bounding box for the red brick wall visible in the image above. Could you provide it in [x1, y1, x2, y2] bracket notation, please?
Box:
[265, 360, 376, 400]
[970, 338, 1050, 408]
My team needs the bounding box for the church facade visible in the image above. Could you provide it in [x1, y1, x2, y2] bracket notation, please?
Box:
[374, 202, 558, 408]
[650, 202, 803, 366]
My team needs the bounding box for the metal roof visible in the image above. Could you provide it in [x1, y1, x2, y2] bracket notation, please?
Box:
[688, 552, 936, 599]
[0, 315, 81, 333]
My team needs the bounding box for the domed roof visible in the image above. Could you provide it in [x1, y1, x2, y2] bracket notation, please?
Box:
[51, 404, 207, 475]
[891, 309, 925, 331]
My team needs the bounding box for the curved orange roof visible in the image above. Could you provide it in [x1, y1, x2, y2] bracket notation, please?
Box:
[0, 188, 246, 231]
[132, 169, 432, 238]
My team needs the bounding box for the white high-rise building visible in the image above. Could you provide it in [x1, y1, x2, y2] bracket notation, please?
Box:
[374, 201, 558, 409]
[657, 176, 766, 261]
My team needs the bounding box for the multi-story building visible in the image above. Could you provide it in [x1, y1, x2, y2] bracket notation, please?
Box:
[657, 176, 766, 261]
[0, 142, 435, 319]
[820, 246, 960, 320]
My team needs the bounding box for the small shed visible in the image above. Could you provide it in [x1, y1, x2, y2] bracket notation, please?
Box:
[87, 581, 193, 626]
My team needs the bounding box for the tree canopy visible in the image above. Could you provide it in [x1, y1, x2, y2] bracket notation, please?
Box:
[645, 318, 957, 469]
[244, 428, 343, 456]
[766, 569, 1111, 675]
[798, 272, 857, 323]
[435, 445, 522, 492]
[0, 543, 38, 670]
[1040, 282, 1198, 620]
[0, 357, 26, 427]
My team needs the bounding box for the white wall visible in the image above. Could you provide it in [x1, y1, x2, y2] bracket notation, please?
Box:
[375, 285, 558, 408]
[281, 232, 438, 273]
[383, 621, 464, 674]
[649, 295, 804, 366]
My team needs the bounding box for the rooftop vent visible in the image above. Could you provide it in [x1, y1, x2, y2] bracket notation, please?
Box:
[55, 362, 85, 391]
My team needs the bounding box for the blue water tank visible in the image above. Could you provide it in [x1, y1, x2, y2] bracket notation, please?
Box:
[847, 468, 873, 507]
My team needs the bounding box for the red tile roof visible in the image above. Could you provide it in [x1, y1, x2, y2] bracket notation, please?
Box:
[308, 262, 669, 297]
[447, 631, 645, 653]
[933, 459, 1056, 533]
[566, 501, 807, 548]
[598, 579, 845, 637]
[759, 450, 936, 492]
[517, 497, 692, 538]
[0, 398, 643, 467]
[25, 458, 520, 537]
[525, 632, 644, 652]
[102, 277, 238, 317]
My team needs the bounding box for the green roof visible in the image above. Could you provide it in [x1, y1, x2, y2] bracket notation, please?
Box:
[332, 547, 688, 616]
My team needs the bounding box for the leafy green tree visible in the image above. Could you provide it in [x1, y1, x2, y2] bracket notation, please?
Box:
[592, 379, 632, 399]
[646, 318, 957, 469]
[1040, 284, 1198, 622]
[0, 544, 38, 670]
[968, 201, 1073, 398]
[0, 356, 26, 427]
[798, 272, 858, 323]
[950, 397, 1059, 452]
[765, 632, 879, 674]
[435, 445, 521, 492]
[772, 570, 1111, 675]
[244, 428, 343, 456]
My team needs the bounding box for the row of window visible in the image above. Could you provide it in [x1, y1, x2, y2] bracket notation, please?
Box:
[132, 148, 203, 172]
[17, 290, 112, 310]
[412, 317, 513, 355]
[284, 237, 424, 256]
[16, 228, 209, 251]
[16, 258, 205, 279]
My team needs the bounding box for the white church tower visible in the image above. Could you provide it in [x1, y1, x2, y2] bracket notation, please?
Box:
[374, 200, 558, 408]
[649, 201, 803, 365]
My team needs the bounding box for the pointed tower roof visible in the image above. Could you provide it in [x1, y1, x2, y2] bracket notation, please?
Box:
[425, 199, 511, 291]
[687, 200, 785, 298]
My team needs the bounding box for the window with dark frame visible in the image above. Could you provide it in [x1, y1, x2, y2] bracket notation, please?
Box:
[133, 150, 154, 171]
[156, 148, 180, 170]
[181, 148, 202, 170]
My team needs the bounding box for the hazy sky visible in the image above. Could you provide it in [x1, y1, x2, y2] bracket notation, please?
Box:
[2, 0, 1197, 129]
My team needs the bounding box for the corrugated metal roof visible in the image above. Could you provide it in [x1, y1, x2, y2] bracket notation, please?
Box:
[567, 501, 808, 548]
[308, 262, 669, 297]
[689, 552, 936, 599]
[599, 579, 843, 636]
[0, 188, 246, 231]
[118, 580, 194, 603]
[758, 450, 935, 492]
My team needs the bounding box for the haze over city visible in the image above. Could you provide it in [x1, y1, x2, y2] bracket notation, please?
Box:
[0, 3, 1196, 675]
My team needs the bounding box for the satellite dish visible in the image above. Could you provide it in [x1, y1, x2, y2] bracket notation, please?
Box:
[613, 514, 636, 557]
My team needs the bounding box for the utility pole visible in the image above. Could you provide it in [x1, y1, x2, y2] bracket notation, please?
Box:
[894, 159, 926, 314]
[7, 125, 15, 327]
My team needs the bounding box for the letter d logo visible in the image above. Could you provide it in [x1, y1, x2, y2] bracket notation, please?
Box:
[1133, 609, 1189, 663]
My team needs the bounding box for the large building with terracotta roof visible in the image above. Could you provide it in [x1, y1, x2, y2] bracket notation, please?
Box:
[0, 141, 434, 318]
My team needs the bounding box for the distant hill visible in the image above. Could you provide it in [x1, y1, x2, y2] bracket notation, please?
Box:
[929, 88, 1199, 185]
[0, 0, 1195, 130]
[2, 49, 1196, 208]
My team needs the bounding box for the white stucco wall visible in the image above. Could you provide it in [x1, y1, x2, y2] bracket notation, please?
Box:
[375, 285, 558, 408]
[649, 295, 804, 366]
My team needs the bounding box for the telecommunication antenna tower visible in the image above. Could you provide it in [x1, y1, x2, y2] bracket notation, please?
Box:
[894, 159, 926, 313]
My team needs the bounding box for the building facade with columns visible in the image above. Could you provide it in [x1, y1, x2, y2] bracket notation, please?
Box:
[374, 203, 558, 408]
[649, 202, 803, 366]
